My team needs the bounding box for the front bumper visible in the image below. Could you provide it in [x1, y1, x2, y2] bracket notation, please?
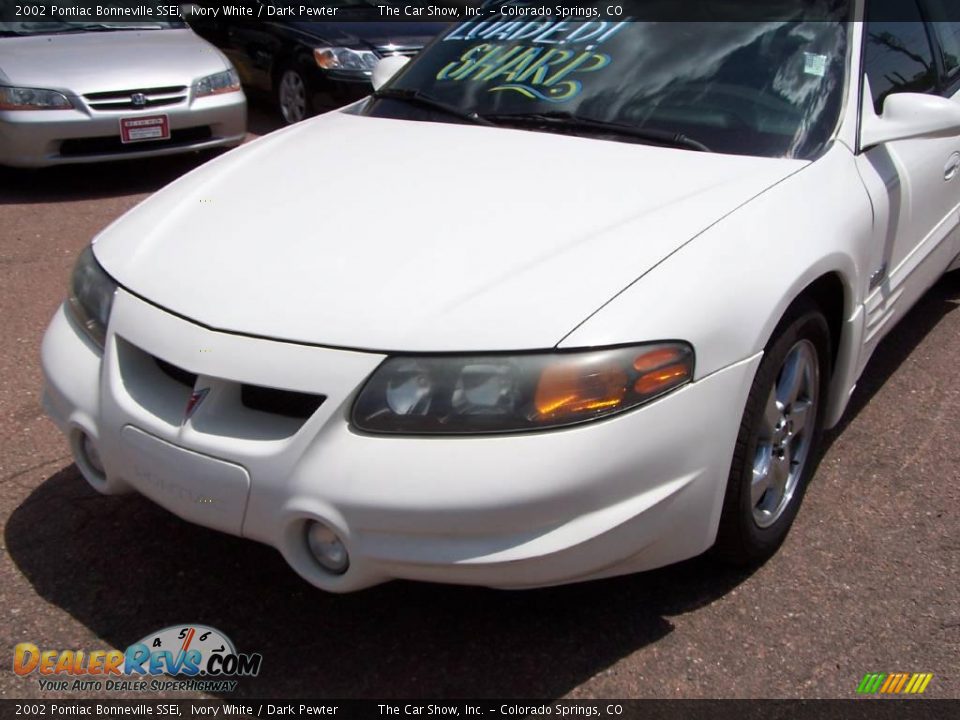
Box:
[0, 91, 246, 167]
[41, 289, 760, 592]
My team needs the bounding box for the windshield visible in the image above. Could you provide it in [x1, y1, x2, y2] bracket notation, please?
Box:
[364, 1, 851, 159]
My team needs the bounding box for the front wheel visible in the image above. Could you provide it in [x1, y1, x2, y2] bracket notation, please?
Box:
[277, 67, 311, 125]
[714, 303, 831, 564]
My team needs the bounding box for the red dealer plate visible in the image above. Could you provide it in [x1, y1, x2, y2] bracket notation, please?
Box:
[119, 114, 170, 144]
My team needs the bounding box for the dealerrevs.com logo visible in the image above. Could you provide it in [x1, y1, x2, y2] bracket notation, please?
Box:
[14, 625, 262, 693]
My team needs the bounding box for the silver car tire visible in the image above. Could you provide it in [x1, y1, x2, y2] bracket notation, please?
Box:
[714, 300, 831, 565]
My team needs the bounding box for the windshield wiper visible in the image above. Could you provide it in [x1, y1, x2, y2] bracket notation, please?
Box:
[372, 87, 494, 127]
[483, 111, 712, 152]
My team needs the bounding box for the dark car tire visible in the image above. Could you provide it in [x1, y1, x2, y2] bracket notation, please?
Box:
[713, 301, 832, 565]
[276, 66, 313, 125]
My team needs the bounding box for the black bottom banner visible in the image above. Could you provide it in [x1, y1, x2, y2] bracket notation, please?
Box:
[1, 700, 957, 720]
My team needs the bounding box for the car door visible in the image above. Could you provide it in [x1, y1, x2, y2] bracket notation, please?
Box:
[924, 2, 960, 264]
[854, 0, 960, 358]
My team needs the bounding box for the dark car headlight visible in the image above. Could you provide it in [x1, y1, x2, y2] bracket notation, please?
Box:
[67, 246, 118, 350]
[352, 343, 694, 435]
[314, 47, 379, 73]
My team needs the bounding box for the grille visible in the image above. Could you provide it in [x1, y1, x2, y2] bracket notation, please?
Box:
[83, 85, 188, 111]
[154, 357, 325, 421]
[241, 385, 326, 420]
[59, 126, 212, 157]
[375, 44, 423, 58]
[156, 358, 197, 388]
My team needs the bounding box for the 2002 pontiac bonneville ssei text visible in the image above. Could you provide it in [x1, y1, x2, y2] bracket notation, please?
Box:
[42, 0, 960, 592]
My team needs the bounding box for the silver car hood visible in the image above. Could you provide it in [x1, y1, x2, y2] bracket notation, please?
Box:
[0, 29, 229, 94]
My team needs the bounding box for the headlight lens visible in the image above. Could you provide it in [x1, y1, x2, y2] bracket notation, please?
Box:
[0, 86, 72, 110]
[313, 47, 379, 73]
[193, 68, 241, 97]
[352, 343, 694, 435]
[67, 246, 118, 350]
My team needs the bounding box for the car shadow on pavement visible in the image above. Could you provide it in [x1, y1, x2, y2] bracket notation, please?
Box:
[6, 463, 752, 699]
[0, 152, 227, 205]
[823, 269, 960, 450]
[7, 271, 957, 699]
[0, 102, 282, 205]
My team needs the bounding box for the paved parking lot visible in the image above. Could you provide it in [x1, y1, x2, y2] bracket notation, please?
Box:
[1, 102, 958, 700]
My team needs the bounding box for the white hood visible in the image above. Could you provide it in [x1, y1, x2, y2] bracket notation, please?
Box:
[93, 112, 805, 352]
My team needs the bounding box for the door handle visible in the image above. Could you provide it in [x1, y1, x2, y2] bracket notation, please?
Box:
[946, 152, 960, 182]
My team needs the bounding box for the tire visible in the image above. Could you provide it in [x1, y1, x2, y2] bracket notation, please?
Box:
[276, 67, 312, 125]
[713, 301, 832, 565]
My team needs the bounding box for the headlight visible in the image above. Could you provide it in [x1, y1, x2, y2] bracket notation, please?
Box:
[313, 47, 379, 73]
[0, 86, 72, 110]
[67, 246, 118, 350]
[352, 343, 695, 435]
[193, 68, 240, 98]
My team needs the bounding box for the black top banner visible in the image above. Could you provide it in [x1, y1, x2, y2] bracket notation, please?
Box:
[1, 0, 959, 24]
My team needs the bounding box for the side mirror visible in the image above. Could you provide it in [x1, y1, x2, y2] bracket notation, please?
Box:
[860, 82, 960, 150]
[371, 55, 410, 92]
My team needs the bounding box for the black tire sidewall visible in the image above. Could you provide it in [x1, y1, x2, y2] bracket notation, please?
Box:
[717, 304, 832, 562]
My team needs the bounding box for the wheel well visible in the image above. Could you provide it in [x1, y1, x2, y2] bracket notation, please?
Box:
[787, 273, 845, 369]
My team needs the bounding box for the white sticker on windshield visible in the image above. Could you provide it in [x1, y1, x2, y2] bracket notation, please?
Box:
[804, 52, 827, 77]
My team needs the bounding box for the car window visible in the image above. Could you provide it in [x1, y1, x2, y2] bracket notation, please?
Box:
[929, 14, 960, 82]
[864, 0, 937, 113]
[366, 0, 851, 160]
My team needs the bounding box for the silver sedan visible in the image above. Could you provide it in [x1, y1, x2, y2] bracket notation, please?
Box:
[0, 20, 247, 167]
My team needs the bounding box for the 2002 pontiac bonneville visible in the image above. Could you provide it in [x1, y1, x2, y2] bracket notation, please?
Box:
[42, 0, 960, 591]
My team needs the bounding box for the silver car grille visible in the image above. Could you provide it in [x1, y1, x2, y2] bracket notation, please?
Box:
[374, 44, 423, 58]
[83, 85, 188, 111]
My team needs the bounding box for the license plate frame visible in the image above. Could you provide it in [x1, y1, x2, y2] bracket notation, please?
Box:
[119, 114, 170, 144]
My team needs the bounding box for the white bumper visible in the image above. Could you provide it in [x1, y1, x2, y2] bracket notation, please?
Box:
[41, 289, 760, 592]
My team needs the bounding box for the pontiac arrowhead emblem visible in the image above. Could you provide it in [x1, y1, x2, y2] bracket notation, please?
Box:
[184, 388, 210, 422]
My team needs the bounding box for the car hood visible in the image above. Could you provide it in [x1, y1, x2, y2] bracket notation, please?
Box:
[93, 112, 805, 352]
[0, 30, 228, 94]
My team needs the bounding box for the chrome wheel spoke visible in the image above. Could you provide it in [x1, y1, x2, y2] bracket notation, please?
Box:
[751, 445, 773, 506]
[762, 390, 781, 438]
[776, 348, 804, 407]
[790, 398, 813, 436]
[771, 449, 791, 498]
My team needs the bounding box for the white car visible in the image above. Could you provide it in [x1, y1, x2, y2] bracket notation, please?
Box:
[42, 2, 960, 592]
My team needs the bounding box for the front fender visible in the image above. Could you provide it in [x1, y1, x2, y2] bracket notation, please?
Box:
[561, 144, 871, 423]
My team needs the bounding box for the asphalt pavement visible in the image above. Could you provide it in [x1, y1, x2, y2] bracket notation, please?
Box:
[0, 103, 957, 700]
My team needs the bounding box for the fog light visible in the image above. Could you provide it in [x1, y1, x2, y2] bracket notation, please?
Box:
[306, 521, 349, 575]
[80, 433, 104, 475]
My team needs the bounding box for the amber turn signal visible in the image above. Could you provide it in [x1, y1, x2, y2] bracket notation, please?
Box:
[534, 361, 629, 420]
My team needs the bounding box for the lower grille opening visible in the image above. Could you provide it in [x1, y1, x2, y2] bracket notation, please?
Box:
[59, 126, 213, 157]
[241, 385, 326, 420]
[155, 358, 198, 388]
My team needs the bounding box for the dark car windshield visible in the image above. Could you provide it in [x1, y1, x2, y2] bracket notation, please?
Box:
[364, 1, 851, 159]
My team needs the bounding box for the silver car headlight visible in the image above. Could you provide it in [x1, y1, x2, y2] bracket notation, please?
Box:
[193, 68, 241, 98]
[352, 343, 695, 435]
[67, 246, 118, 350]
[0, 86, 72, 110]
[313, 47, 379, 73]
